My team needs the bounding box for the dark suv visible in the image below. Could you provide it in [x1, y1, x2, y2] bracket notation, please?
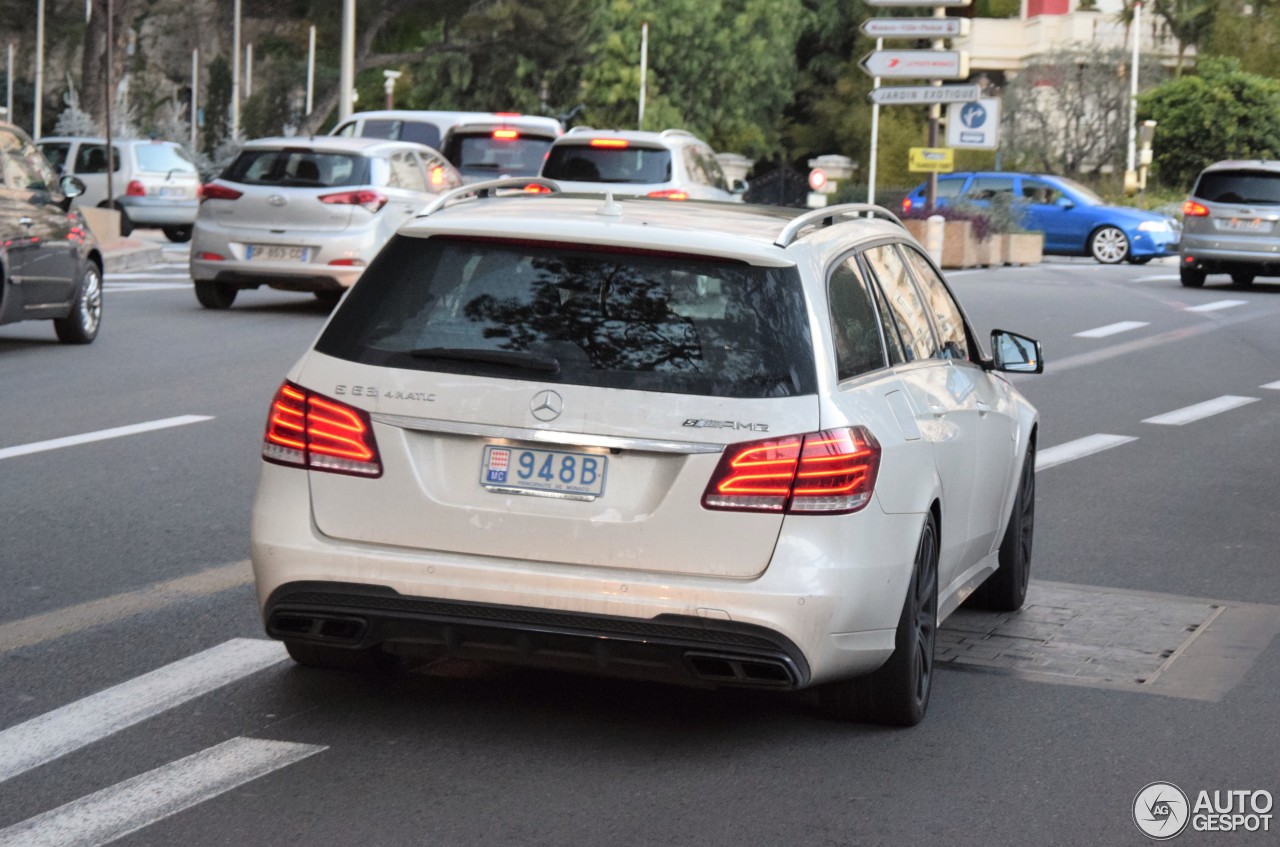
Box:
[0, 123, 104, 343]
[1180, 160, 1280, 287]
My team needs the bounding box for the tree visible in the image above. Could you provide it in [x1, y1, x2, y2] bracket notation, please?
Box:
[1139, 56, 1280, 186]
[1202, 0, 1280, 78]
[999, 48, 1164, 174]
[1152, 0, 1215, 76]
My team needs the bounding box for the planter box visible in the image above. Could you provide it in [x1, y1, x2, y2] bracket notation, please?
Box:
[939, 220, 978, 269]
[1003, 232, 1044, 266]
[975, 235, 1004, 268]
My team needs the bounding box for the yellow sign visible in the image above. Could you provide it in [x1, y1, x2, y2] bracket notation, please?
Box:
[909, 147, 954, 173]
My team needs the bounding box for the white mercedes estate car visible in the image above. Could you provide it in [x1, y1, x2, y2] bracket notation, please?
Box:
[251, 181, 1042, 726]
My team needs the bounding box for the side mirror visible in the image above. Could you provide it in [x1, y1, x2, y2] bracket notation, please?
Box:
[990, 329, 1043, 374]
[731, 179, 748, 195]
[1056, 197, 1076, 210]
[60, 174, 86, 199]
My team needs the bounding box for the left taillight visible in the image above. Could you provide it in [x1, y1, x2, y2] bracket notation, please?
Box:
[701, 427, 880, 515]
[263, 381, 382, 477]
[319, 190, 388, 214]
[201, 183, 243, 203]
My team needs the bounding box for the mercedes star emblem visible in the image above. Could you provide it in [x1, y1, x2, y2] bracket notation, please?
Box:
[530, 389, 564, 422]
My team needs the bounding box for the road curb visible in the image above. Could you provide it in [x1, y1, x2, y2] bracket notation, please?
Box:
[102, 242, 165, 274]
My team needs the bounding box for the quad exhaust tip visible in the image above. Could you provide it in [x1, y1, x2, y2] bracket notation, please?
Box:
[684, 651, 797, 687]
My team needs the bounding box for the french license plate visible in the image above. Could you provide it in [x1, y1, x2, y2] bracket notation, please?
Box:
[1225, 218, 1266, 232]
[248, 244, 310, 262]
[480, 445, 607, 499]
[158, 187, 185, 198]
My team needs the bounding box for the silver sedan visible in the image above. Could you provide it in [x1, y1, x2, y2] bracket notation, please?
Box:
[190, 136, 462, 309]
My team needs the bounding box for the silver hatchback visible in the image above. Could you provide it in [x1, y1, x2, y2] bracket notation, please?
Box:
[190, 137, 462, 309]
[1180, 160, 1280, 287]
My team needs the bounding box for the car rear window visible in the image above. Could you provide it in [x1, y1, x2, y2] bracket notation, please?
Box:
[1193, 170, 1280, 205]
[316, 235, 817, 399]
[134, 143, 197, 174]
[360, 119, 442, 149]
[222, 149, 369, 187]
[445, 132, 553, 178]
[542, 145, 672, 184]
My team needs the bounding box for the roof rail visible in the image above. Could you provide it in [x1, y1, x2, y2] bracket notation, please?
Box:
[660, 128, 695, 139]
[774, 204, 904, 248]
[419, 177, 562, 217]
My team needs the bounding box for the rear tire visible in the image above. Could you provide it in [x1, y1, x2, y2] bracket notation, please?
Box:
[817, 512, 939, 727]
[968, 445, 1035, 612]
[1231, 272, 1255, 286]
[285, 640, 397, 672]
[1179, 266, 1206, 288]
[195, 280, 238, 309]
[314, 289, 343, 309]
[53, 262, 103, 344]
[163, 225, 193, 243]
[1127, 255, 1152, 265]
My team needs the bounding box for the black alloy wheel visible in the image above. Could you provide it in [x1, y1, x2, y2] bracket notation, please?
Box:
[969, 445, 1035, 612]
[53, 262, 102, 344]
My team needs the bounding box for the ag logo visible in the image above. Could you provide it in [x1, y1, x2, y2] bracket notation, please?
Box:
[1134, 782, 1190, 840]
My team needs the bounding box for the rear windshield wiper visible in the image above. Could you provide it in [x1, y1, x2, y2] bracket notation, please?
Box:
[408, 346, 561, 374]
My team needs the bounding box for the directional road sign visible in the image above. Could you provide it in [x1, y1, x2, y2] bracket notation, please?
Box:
[947, 98, 1001, 149]
[867, 84, 981, 106]
[861, 18, 970, 38]
[859, 50, 970, 80]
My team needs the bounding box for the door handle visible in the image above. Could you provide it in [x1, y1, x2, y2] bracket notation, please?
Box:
[976, 400, 992, 416]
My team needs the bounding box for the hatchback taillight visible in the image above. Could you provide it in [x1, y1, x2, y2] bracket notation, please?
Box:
[263, 381, 382, 477]
[201, 183, 243, 203]
[1182, 200, 1209, 217]
[702, 427, 880, 515]
[126, 180, 146, 197]
[647, 189, 689, 200]
[902, 197, 913, 215]
[320, 189, 387, 213]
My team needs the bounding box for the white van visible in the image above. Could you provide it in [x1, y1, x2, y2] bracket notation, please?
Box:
[37, 137, 201, 241]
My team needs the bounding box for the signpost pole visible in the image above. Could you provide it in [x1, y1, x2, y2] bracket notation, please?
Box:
[867, 37, 882, 205]
[925, 5, 946, 211]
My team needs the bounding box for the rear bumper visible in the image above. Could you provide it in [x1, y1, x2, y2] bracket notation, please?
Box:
[1181, 236, 1280, 271]
[190, 218, 384, 289]
[265, 581, 809, 689]
[117, 197, 198, 226]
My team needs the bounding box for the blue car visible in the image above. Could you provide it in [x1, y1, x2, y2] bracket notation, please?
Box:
[902, 172, 1180, 264]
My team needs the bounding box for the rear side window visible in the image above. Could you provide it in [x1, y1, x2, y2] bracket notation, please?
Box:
[316, 235, 817, 399]
[864, 244, 938, 363]
[38, 142, 70, 171]
[75, 144, 120, 174]
[968, 176, 1015, 201]
[222, 150, 369, 187]
[134, 143, 197, 174]
[542, 145, 672, 184]
[936, 178, 966, 200]
[901, 246, 970, 361]
[828, 258, 886, 380]
[1193, 170, 1280, 205]
[385, 149, 426, 192]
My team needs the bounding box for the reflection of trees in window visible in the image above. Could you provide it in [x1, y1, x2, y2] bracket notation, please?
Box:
[462, 256, 705, 374]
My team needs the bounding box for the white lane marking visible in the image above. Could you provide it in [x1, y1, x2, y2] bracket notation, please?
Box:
[1134, 274, 1178, 282]
[1036, 434, 1138, 471]
[103, 272, 190, 281]
[0, 737, 324, 847]
[0, 416, 212, 461]
[1186, 299, 1248, 312]
[1074, 320, 1150, 339]
[1261, 381, 1280, 391]
[103, 283, 189, 293]
[1143, 395, 1260, 426]
[0, 639, 287, 783]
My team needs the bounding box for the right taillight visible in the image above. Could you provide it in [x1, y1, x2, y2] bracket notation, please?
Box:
[125, 180, 146, 197]
[201, 183, 243, 203]
[702, 427, 880, 515]
[263, 381, 382, 477]
[902, 197, 913, 215]
[1182, 200, 1209, 217]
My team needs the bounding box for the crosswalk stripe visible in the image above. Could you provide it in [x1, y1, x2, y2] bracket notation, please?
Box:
[103, 283, 189, 292]
[0, 737, 324, 847]
[1262, 381, 1280, 391]
[1142, 395, 1260, 426]
[1185, 299, 1247, 313]
[0, 639, 287, 783]
[1036, 434, 1137, 471]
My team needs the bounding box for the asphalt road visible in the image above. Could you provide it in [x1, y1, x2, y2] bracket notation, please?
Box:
[2, 242, 1278, 846]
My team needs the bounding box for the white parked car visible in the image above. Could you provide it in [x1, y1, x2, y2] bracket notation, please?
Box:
[190, 136, 462, 309]
[538, 128, 746, 201]
[37, 136, 201, 241]
[251, 182, 1042, 726]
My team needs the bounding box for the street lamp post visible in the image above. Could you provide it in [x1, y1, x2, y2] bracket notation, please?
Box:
[1125, 0, 1141, 194]
[339, 0, 356, 121]
[231, 0, 240, 139]
[34, 0, 45, 138]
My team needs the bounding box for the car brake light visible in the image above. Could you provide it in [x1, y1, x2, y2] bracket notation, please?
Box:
[590, 138, 629, 149]
[320, 189, 387, 213]
[523, 184, 552, 193]
[263, 381, 382, 477]
[328, 258, 366, 267]
[1182, 200, 1209, 217]
[492, 129, 520, 140]
[126, 180, 146, 197]
[201, 183, 243, 203]
[197, 251, 225, 261]
[647, 189, 688, 200]
[902, 197, 913, 214]
[494, 112, 521, 117]
[429, 166, 446, 189]
[702, 427, 880, 515]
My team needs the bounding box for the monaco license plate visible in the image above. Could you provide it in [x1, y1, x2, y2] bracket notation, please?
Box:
[248, 244, 310, 262]
[480, 445, 607, 500]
